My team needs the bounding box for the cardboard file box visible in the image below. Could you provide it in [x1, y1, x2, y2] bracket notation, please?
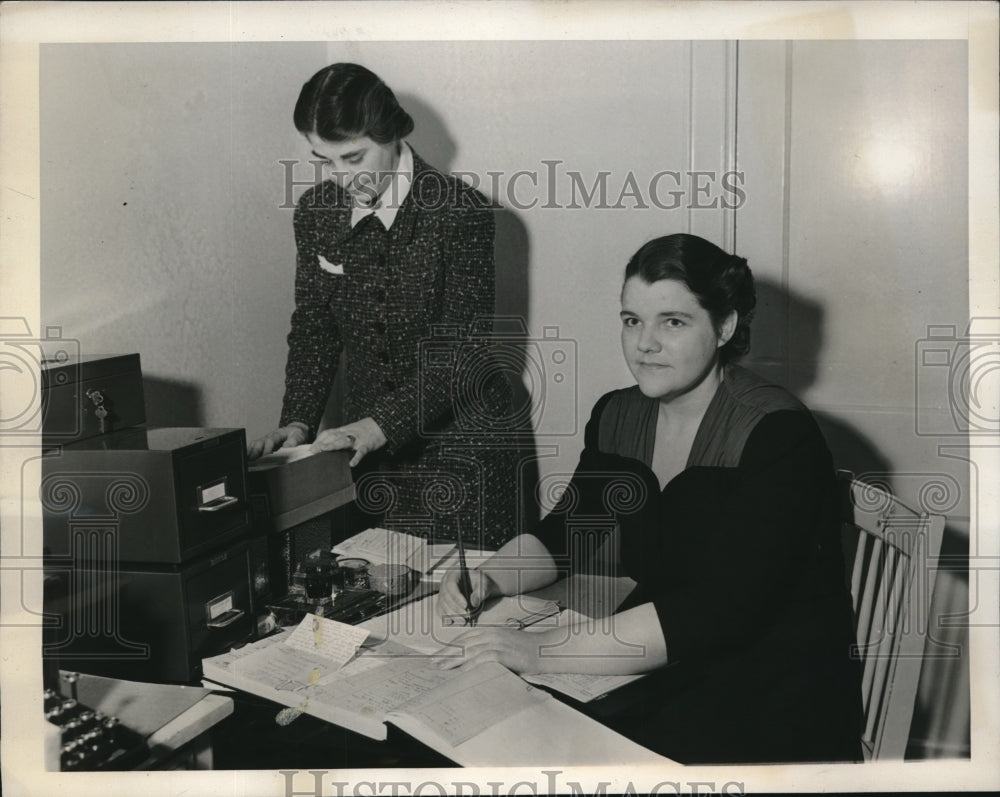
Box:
[247, 450, 355, 533]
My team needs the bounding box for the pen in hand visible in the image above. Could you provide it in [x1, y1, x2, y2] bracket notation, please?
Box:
[456, 531, 480, 627]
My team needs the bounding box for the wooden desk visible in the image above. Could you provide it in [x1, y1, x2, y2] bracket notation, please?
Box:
[63, 672, 234, 769]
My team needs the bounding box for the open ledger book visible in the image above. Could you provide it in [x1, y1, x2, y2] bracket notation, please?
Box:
[203, 600, 661, 765]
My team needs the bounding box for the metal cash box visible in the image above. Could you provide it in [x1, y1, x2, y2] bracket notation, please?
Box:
[41, 353, 146, 446]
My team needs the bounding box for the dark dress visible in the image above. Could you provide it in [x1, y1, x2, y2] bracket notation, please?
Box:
[279, 150, 530, 548]
[532, 365, 863, 764]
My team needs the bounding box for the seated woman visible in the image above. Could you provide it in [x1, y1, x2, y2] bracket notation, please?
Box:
[437, 233, 863, 764]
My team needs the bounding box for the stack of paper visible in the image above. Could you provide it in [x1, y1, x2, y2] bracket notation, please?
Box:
[330, 529, 497, 582]
[332, 527, 429, 573]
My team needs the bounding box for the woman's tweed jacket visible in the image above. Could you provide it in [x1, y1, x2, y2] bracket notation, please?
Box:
[279, 150, 525, 548]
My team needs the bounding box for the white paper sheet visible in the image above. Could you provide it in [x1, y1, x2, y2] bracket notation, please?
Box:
[283, 613, 370, 667]
[248, 444, 317, 469]
[358, 595, 561, 656]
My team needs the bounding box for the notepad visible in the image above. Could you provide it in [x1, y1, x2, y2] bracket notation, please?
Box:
[283, 613, 370, 666]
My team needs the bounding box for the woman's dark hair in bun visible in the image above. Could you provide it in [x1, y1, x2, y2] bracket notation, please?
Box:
[294, 62, 414, 144]
[624, 233, 756, 363]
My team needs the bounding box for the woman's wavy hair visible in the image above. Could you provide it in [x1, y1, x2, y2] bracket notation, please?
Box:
[623, 233, 756, 363]
[294, 63, 414, 144]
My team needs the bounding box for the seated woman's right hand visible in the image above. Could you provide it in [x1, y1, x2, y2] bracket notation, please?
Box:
[436, 566, 500, 625]
[246, 424, 308, 460]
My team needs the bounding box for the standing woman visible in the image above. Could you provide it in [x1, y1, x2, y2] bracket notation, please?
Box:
[249, 63, 526, 549]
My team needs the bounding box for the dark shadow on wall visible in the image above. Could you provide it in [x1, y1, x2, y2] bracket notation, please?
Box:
[746, 277, 822, 399]
[143, 377, 204, 427]
[398, 92, 457, 177]
[749, 277, 892, 478]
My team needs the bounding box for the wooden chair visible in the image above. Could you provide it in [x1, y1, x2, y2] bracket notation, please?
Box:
[837, 471, 945, 760]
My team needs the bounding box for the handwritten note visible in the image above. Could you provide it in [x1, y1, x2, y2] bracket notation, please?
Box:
[232, 642, 331, 689]
[283, 613, 370, 668]
[201, 633, 288, 684]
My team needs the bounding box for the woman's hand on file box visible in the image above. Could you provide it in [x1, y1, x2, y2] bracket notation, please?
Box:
[310, 417, 387, 467]
[436, 567, 500, 624]
[247, 423, 309, 460]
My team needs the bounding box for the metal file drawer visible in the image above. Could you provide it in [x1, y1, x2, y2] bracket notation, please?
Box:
[42, 427, 250, 564]
[44, 540, 254, 685]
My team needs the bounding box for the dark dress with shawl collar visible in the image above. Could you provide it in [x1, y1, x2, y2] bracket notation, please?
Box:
[533, 364, 863, 763]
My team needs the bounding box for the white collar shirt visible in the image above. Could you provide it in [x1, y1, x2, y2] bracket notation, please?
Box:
[349, 141, 414, 230]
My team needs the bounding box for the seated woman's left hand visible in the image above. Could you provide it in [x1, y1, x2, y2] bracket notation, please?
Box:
[310, 417, 387, 467]
[433, 626, 549, 675]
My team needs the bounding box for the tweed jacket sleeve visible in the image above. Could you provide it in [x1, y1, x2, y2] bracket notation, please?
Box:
[365, 194, 497, 452]
[278, 186, 345, 435]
